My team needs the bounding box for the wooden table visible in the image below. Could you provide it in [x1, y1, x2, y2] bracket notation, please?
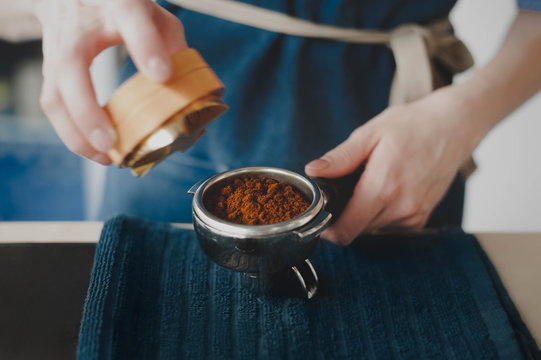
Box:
[0, 223, 539, 356]
[475, 233, 541, 347]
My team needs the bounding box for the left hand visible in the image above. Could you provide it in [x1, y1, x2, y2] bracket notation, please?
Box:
[305, 86, 484, 245]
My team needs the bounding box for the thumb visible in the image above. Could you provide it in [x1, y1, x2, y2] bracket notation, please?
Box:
[305, 125, 376, 178]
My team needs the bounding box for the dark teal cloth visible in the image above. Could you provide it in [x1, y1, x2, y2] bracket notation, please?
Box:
[77, 216, 539, 359]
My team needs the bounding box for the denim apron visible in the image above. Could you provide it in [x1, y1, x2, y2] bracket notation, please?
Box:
[100, 0, 465, 226]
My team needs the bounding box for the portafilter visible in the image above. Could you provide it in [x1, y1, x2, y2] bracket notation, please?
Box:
[188, 166, 362, 299]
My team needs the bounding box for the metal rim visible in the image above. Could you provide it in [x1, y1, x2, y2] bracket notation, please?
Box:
[192, 167, 325, 238]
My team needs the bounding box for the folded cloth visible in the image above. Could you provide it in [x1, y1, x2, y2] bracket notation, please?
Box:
[77, 216, 540, 360]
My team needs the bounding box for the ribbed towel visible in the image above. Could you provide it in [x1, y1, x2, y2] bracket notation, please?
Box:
[77, 216, 539, 359]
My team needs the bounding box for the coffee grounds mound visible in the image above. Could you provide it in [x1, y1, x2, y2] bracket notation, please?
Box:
[204, 176, 310, 225]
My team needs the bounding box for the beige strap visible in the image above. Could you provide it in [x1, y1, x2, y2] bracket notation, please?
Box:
[168, 0, 473, 105]
[388, 24, 433, 104]
[169, 0, 476, 177]
[168, 0, 391, 44]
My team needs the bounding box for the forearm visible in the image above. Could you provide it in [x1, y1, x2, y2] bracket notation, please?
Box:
[0, 0, 41, 42]
[450, 10, 541, 146]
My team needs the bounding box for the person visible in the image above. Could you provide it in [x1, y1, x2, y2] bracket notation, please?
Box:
[3, 0, 541, 245]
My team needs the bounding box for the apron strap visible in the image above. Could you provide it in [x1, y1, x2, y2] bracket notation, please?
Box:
[168, 0, 476, 178]
[166, 0, 391, 44]
[169, 0, 473, 104]
[389, 24, 433, 104]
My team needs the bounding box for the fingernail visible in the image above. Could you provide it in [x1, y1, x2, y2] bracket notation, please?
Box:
[147, 55, 171, 82]
[91, 153, 111, 165]
[89, 128, 116, 153]
[306, 158, 330, 171]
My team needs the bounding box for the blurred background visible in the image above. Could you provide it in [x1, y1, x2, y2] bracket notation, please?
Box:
[0, 0, 539, 231]
[451, 0, 541, 232]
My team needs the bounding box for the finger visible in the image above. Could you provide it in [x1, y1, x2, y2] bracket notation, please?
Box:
[365, 210, 428, 234]
[320, 164, 386, 245]
[365, 173, 453, 233]
[375, 218, 427, 235]
[305, 124, 378, 178]
[40, 80, 112, 165]
[56, 57, 117, 153]
[110, 0, 187, 82]
[363, 195, 423, 233]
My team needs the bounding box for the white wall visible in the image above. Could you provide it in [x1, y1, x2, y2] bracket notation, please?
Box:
[451, 0, 541, 232]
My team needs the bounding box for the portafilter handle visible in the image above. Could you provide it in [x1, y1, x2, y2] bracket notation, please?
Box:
[310, 165, 365, 223]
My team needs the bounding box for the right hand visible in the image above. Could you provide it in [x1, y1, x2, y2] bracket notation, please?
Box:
[34, 0, 188, 164]
[305, 85, 483, 245]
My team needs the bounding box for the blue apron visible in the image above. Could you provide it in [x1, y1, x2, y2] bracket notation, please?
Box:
[100, 0, 463, 226]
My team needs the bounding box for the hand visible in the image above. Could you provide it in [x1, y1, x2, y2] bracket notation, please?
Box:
[34, 0, 188, 164]
[306, 10, 541, 245]
[305, 86, 485, 245]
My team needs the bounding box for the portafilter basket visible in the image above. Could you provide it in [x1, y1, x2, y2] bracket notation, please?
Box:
[188, 166, 362, 299]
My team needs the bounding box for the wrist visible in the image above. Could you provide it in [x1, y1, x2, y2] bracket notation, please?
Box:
[442, 79, 502, 151]
[411, 83, 492, 163]
[445, 11, 541, 153]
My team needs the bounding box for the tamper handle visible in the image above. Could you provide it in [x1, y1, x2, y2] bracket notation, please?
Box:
[310, 165, 364, 223]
